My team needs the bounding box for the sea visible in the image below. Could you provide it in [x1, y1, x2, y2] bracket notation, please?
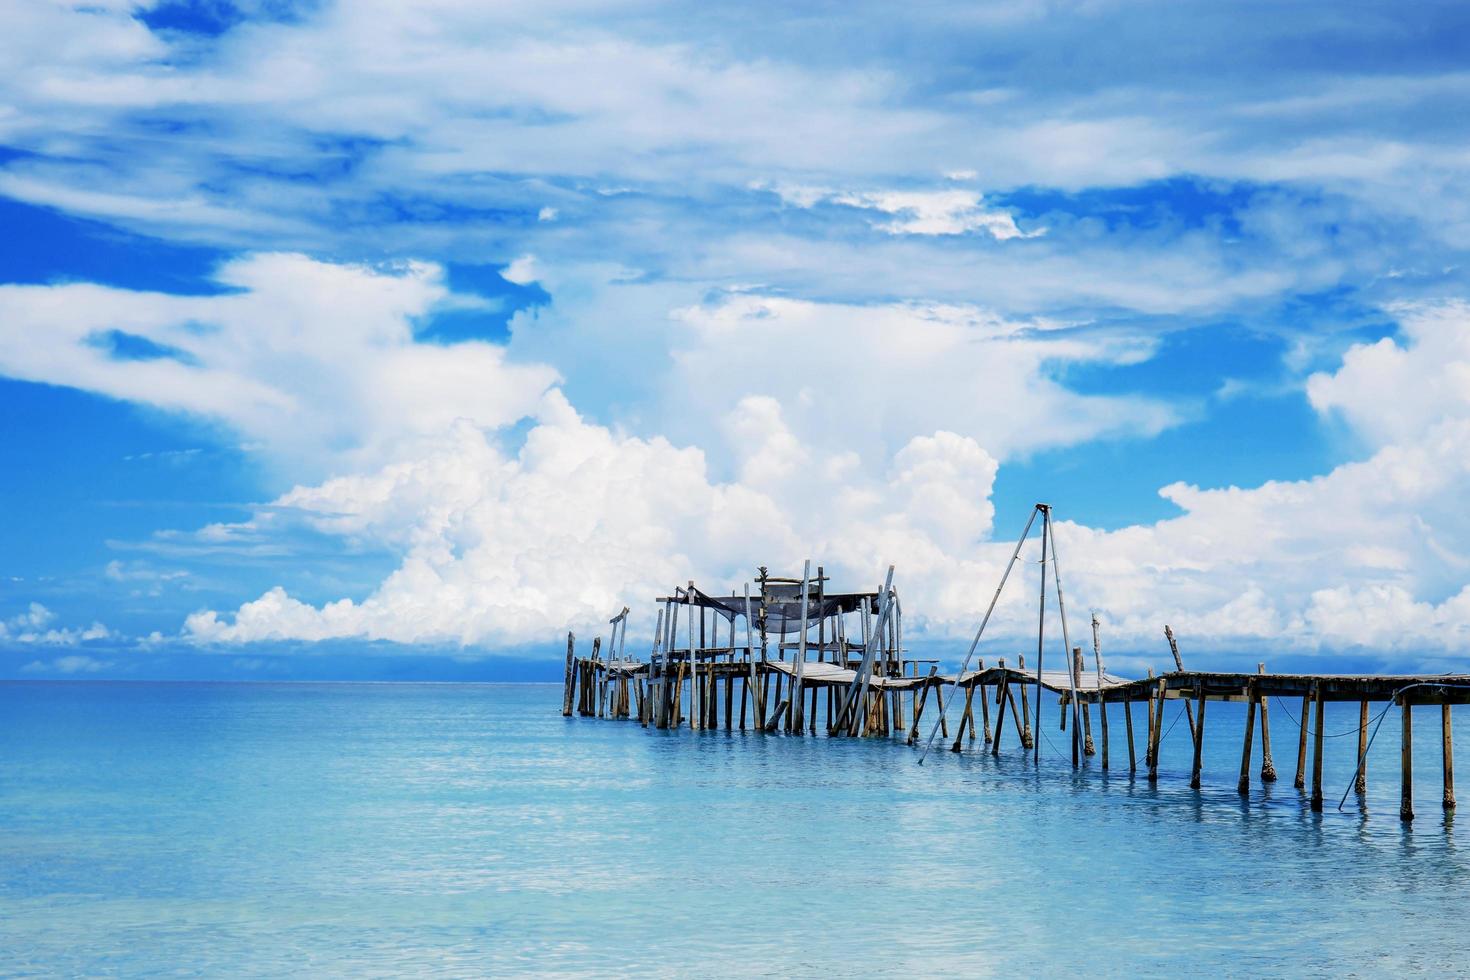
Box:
[3, 680, 1469, 976]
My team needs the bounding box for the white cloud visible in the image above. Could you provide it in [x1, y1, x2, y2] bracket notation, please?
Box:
[21, 655, 114, 674]
[1, 604, 111, 646]
[771, 184, 1042, 239]
[0, 253, 558, 475]
[184, 299, 1470, 663]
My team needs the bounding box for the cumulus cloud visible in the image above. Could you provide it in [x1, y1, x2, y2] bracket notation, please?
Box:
[0, 253, 558, 475]
[1, 604, 111, 646]
[185, 299, 1470, 663]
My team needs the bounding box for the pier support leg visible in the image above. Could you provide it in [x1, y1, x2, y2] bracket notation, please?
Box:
[1148, 679, 1165, 782]
[1257, 664, 1277, 782]
[1294, 694, 1310, 790]
[907, 672, 934, 746]
[1238, 690, 1257, 796]
[952, 684, 975, 751]
[1402, 699, 1415, 822]
[1124, 695, 1136, 774]
[1444, 704, 1456, 811]
[1356, 700, 1369, 794]
[980, 679, 992, 743]
[1310, 684, 1325, 811]
[991, 677, 1010, 757]
[1190, 684, 1206, 790]
[1100, 696, 1110, 771]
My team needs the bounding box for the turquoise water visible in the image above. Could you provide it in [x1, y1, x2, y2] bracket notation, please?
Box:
[3, 681, 1469, 976]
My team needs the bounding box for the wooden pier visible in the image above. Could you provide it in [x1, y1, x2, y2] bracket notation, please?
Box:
[560, 506, 1470, 822]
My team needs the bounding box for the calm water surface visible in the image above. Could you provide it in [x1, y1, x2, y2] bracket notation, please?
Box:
[3, 681, 1469, 976]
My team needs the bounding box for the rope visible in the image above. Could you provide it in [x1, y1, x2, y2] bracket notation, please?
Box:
[1270, 696, 1386, 739]
[1157, 704, 1188, 744]
[1336, 680, 1470, 811]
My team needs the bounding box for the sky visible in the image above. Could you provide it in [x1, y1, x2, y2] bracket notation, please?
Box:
[3, 0, 1470, 680]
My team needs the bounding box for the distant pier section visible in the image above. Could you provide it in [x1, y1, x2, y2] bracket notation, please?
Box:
[562, 505, 1470, 822]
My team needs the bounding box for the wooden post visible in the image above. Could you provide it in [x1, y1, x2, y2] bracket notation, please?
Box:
[978, 660, 992, 743]
[991, 672, 1009, 757]
[1310, 683, 1325, 812]
[1401, 698, 1414, 822]
[792, 560, 811, 734]
[1148, 677, 1166, 782]
[562, 632, 577, 716]
[1124, 693, 1136, 773]
[1075, 647, 1095, 757]
[1443, 704, 1456, 811]
[1190, 682, 1206, 790]
[1092, 613, 1109, 770]
[1257, 663, 1277, 782]
[1356, 699, 1369, 794]
[590, 637, 603, 717]
[1237, 684, 1257, 796]
[1144, 668, 1156, 768]
[907, 667, 937, 745]
[1018, 654, 1032, 750]
[1294, 693, 1310, 789]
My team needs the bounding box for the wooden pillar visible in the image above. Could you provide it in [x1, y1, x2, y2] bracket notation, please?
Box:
[1355, 699, 1369, 794]
[1144, 669, 1156, 769]
[1294, 693, 1310, 790]
[1401, 699, 1414, 822]
[1018, 654, 1032, 750]
[1075, 647, 1095, 757]
[1310, 683, 1325, 812]
[1237, 685, 1257, 796]
[978, 660, 992, 743]
[562, 632, 576, 716]
[1189, 682, 1206, 790]
[1257, 664, 1277, 782]
[1444, 704, 1456, 811]
[1124, 694, 1136, 773]
[907, 667, 937, 745]
[991, 674, 1010, 757]
[1148, 678, 1166, 782]
[951, 684, 974, 752]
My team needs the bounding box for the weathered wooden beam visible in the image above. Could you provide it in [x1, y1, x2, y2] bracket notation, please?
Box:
[1401, 698, 1414, 822]
[1294, 693, 1310, 789]
[1238, 685, 1257, 796]
[1124, 693, 1136, 773]
[1444, 704, 1456, 811]
[1310, 683, 1326, 811]
[562, 632, 577, 716]
[1356, 699, 1369, 794]
[1258, 664, 1277, 782]
[1190, 682, 1206, 790]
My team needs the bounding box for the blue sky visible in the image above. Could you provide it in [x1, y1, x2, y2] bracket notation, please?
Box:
[4, 0, 1470, 679]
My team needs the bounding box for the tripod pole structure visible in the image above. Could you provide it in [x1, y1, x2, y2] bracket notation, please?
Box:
[919, 504, 1041, 764]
